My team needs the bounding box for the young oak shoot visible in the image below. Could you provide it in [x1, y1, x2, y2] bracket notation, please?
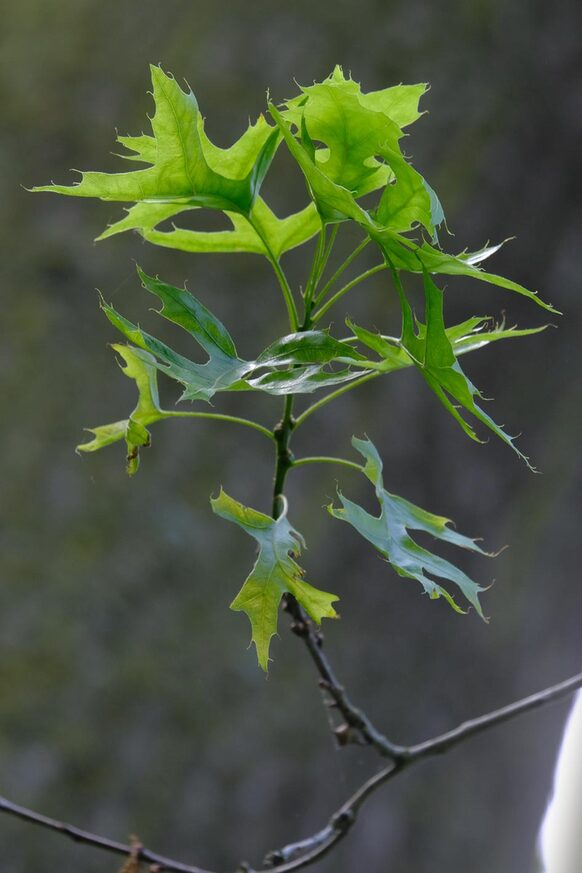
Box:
[34, 64, 552, 669]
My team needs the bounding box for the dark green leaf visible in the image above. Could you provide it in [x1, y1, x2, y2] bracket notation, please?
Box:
[395, 270, 535, 467]
[256, 330, 366, 367]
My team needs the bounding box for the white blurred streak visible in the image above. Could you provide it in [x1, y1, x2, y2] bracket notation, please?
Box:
[540, 692, 582, 873]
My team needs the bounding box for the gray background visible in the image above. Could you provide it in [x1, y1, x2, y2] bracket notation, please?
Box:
[1, 1, 581, 871]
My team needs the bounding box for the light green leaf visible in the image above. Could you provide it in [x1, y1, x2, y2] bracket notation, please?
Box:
[269, 101, 374, 224]
[211, 489, 338, 670]
[282, 67, 429, 200]
[33, 66, 279, 214]
[98, 196, 321, 259]
[276, 68, 440, 236]
[329, 437, 489, 616]
[77, 345, 170, 474]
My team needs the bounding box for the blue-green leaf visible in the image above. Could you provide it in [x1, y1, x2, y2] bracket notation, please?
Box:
[329, 437, 489, 616]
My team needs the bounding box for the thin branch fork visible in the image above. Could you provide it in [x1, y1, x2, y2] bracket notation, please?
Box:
[1, 670, 580, 873]
[260, 669, 582, 871]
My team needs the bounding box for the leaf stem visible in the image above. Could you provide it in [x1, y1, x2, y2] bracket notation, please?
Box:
[247, 214, 299, 331]
[291, 456, 363, 474]
[311, 237, 370, 311]
[302, 225, 327, 319]
[170, 411, 275, 442]
[312, 224, 339, 294]
[294, 371, 381, 429]
[312, 263, 387, 323]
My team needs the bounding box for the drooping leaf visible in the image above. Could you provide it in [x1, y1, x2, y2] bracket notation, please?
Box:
[329, 437, 489, 615]
[77, 345, 171, 474]
[101, 300, 250, 403]
[211, 489, 338, 670]
[389, 270, 535, 467]
[33, 66, 279, 215]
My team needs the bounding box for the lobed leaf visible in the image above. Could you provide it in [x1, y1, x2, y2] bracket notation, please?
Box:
[348, 316, 547, 372]
[77, 345, 171, 474]
[33, 66, 279, 215]
[99, 197, 322, 260]
[99, 268, 369, 402]
[329, 437, 490, 615]
[393, 270, 535, 467]
[211, 489, 338, 670]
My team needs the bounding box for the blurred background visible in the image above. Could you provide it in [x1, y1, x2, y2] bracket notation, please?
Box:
[1, 1, 581, 871]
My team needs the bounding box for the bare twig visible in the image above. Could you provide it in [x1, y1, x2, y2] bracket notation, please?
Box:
[3, 671, 578, 873]
[260, 670, 582, 870]
[0, 796, 214, 873]
[282, 596, 405, 759]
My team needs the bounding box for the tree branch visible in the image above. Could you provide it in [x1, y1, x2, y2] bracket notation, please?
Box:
[3, 671, 579, 873]
[260, 669, 582, 870]
[0, 795, 214, 873]
[282, 597, 404, 758]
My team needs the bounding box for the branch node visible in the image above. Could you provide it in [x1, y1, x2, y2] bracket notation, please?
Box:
[290, 620, 309, 638]
[263, 849, 285, 867]
[334, 723, 365, 748]
[332, 808, 356, 833]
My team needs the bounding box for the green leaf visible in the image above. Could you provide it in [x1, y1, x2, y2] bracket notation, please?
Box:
[275, 68, 440, 235]
[77, 344, 170, 474]
[101, 271, 251, 402]
[256, 330, 366, 368]
[451, 319, 548, 355]
[100, 197, 321, 260]
[274, 73, 552, 312]
[378, 237, 558, 312]
[328, 437, 489, 616]
[396, 270, 534, 467]
[99, 268, 369, 403]
[348, 316, 548, 372]
[282, 67, 429, 199]
[211, 489, 339, 670]
[33, 66, 279, 214]
[269, 101, 375, 224]
[246, 365, 364, 395]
